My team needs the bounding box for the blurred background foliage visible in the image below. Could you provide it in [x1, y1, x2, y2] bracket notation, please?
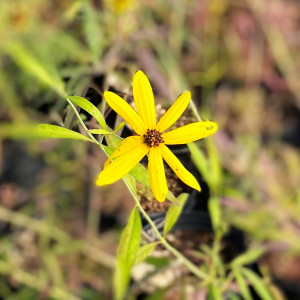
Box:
[0, 0, 300, 299]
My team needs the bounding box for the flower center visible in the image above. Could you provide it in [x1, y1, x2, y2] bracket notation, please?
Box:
[143, 129, 164, 147]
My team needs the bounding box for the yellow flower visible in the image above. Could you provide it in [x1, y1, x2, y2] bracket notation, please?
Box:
[96, 70, 217, 202]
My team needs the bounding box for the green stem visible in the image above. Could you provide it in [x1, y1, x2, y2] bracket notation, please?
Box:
[123, 180, 208, 280]
[66, 97, 104, 148]
[189, 98, 202, 121]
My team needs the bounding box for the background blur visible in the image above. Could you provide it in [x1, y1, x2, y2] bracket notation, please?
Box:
[0, 0, 300, 299]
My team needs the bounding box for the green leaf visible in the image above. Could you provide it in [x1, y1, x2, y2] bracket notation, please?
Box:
[83, 5, 103, 64]
[188, 140, 222, 191]
[188, 142, 209, 179]
[68, 96, 106, 129]
[114, 207, 142, 300]
[114, 121, 126, 133]
[164, 193, 188, 235]
[208, 283, 223, 300]
[0, 123, 40, 139]
[226, 292, 242, 300]
[89, 129, 111, 135]
[145, 256, 170, 267]
[129, 163, 150, 187]
[105, 133, 122, 148]
[231, 248, 265, 267]
[102, 145, 115, 156]
[241, 268, 273, 300]
[208, 197, 222, 232]
[114, 263, 130, 300]
[3, 42, 65, 96]
[207, 139, 222, 190]
[123, 174, 137, 196]
[0, 123, 92, 142]
[166, 190, 176, 202]
[234, 269, 252, 300]
[37, 124, 92, 142]
[135, 243, 158, 265]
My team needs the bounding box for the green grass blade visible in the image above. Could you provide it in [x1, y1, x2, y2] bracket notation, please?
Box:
[234, 268, 252, 300]
[208, 197, 222, 233]
[4, 42, 65, 96]
[241, 268, 273, 300]
[208, 283, 223, 300]
[114, 207, 142, 300]
[231, 248, 265, 267]
[188, 142, 208, 180]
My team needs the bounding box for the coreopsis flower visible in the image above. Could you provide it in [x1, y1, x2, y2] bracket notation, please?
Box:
[97, 71, 217, 202]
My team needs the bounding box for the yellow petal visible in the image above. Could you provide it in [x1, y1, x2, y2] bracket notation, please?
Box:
[104, 91, 146, 135]
[148, 146, 168, 202]
[133, 70, 156, 129]
[156, 91, 191, 133]
[160, 144, 200, 191]
[162, 121, 218, 145]
[96, 140, 149, 185]
[104, 136, 144, 168]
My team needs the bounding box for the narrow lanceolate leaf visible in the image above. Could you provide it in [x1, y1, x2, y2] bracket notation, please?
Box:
[231, 248, 265, 267]
[164, 193, 189, 235]
[37, 124, 92, 142]
[208, 197, 222, 232]
[0, 123, 41, 139]
[4, 42, 65, 96]
[105, 132, 123, 148]
[68, 96, 106, 129]
[241, 268, 273, 300]
[208, 283, 223, 300]
[129, 163, 150, 187]
[207, 138, 222, 190]
[135, 242, 158, 265]
[0, 123, 92, 142]
[114, 121, 126, 133]
[89, 129, 111, 135]
[114, 208, 142, 300]
[187, 142, 209, 181]
[234, 269, 252, 300]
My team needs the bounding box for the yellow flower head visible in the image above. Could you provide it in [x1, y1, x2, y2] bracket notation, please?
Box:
[97, 70, 218, 202]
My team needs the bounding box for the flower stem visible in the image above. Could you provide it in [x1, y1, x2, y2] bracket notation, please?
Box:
[66, 97, 104, 148]
[189, 98, 202, 122]
[123, 179, 209, 280]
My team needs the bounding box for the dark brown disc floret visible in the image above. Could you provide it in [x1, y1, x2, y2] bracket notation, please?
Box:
[143, 129, 164, 147]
